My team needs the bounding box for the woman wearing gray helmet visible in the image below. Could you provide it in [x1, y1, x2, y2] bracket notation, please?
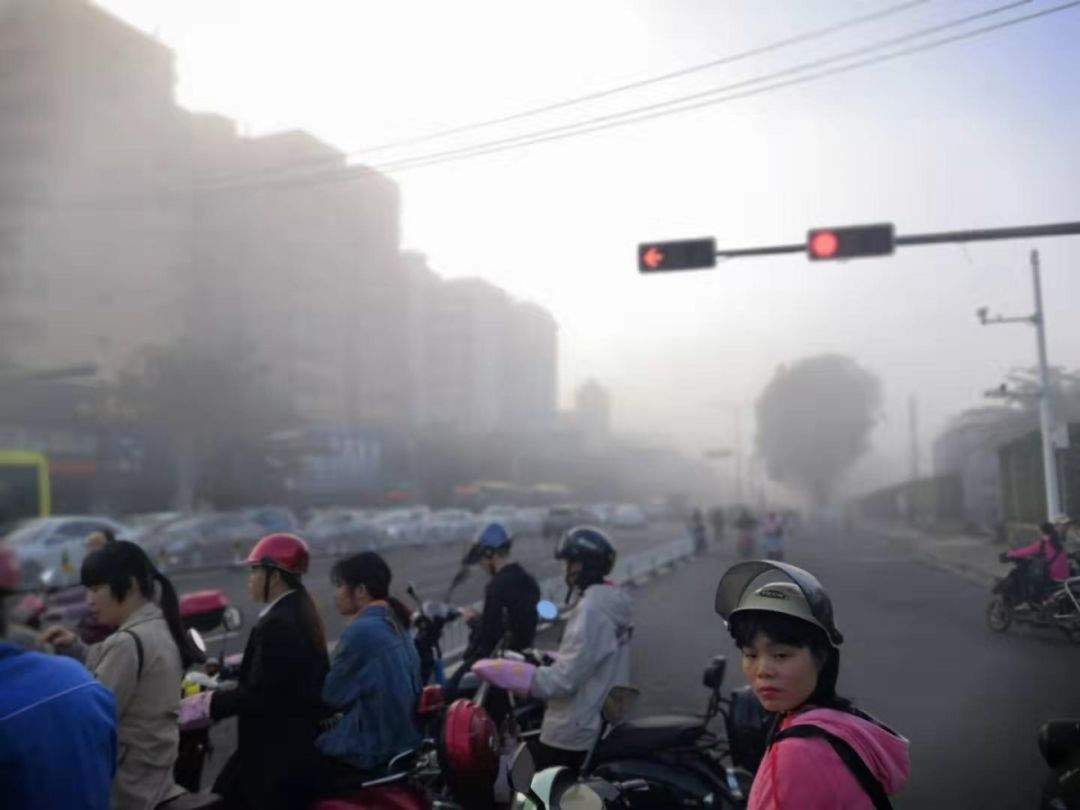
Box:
[716, 560, 910, 809]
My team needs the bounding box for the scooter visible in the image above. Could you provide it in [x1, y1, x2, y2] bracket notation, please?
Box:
[1039, 719, 1080, 809]
[987, 555, 1080, 643]
[558, 655, 764, 808]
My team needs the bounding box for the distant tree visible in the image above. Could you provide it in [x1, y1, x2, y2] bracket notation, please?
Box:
[755, 355, 882, 505]
[117, 339, 295, 510]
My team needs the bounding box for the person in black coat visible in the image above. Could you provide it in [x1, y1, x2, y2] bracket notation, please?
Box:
[210, 534, 329, 810]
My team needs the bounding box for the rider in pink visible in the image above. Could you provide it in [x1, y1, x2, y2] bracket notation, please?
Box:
[1006, 530, 1069, 581]
[750, 707, 909, 810]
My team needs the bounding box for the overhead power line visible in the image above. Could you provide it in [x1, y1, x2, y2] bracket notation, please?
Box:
[194, 0, 934, 187]
[198, 0, 1060, 191]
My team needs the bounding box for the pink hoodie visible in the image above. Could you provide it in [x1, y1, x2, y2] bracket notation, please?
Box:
[1007, 537, 1070, 582]
[747, 707, 910, 810]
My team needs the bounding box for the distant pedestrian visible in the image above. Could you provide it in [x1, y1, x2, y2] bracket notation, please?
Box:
[708, 507, 726, 545]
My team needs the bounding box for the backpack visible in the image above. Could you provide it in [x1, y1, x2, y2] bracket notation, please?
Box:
[1026, 539, 1063, 593]
[770, 723, 893, 810]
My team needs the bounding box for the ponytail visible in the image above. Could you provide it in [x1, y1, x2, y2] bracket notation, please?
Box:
[153, 568, 205, 669]
[282, 571, 328, 661]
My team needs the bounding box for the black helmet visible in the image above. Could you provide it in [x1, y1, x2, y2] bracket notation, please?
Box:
[462, 522, 513, 566]
[555, 526, 616, 590]
[714, 560, 843, 647]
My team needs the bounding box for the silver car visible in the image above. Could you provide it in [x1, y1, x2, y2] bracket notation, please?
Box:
[6, 515, 132, 587]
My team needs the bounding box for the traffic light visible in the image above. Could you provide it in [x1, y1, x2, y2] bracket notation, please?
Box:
[638, 238, 717, 273]
[806, 223, 894, 261]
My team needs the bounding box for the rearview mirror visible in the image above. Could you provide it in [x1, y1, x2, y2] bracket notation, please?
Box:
[222, 605, 243, 632]
[537, 600, 558, 622]
[601, 685, 640, 726]
[508, 741, 537, 794]
[189, 628, 207, 654]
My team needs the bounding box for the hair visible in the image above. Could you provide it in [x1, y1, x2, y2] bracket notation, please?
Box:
[1041, 522, 1064, 552]
[274, 568, 328, 660]
[729, 610, 851, 712]
[330, 551, 392, 601]
[80, 541, 205, 669]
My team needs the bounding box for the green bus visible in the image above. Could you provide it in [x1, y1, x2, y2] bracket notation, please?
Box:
[0, 450, 51, 528]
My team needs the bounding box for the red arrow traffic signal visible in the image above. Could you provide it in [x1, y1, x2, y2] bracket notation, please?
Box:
[638, 238, 716, 273]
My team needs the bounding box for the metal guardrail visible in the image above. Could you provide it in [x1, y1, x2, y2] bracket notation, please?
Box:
[437, 533, 696, 661]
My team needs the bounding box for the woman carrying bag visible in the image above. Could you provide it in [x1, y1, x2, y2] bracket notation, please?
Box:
[43, 541, 205, 809]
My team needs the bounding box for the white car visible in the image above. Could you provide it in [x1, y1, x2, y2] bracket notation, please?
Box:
[611, 504, 648, 529]
[6, 515, 132, 587]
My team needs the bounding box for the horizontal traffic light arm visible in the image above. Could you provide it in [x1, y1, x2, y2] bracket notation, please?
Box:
[705, 220, 1080, 261]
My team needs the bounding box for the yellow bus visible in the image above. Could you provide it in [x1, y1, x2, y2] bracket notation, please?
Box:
[0, 450, 51, 526]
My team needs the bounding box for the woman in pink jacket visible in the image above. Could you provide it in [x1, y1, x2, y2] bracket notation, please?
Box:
[715, 561, 910, 809]
[1004, 522, 1070, 586]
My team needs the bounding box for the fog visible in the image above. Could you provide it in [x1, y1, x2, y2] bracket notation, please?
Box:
[4, 0, 1080, 508]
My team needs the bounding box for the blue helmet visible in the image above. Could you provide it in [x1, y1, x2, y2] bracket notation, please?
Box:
[462, 522, 513, 565]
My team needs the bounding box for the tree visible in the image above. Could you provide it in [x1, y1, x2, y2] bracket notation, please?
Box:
[117, 339, 296, 510]
[755, 354, 882, 505]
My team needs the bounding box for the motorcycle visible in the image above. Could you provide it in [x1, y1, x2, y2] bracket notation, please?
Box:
[987, 555, 1080, 643]
[527, 656, 764, 807]
[1039, 719, 1080, 809]
[508, 662, 768, 810]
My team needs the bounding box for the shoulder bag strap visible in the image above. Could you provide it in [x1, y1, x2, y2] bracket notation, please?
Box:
[122, 628, 144, 680]
[772, 724, 893, 810]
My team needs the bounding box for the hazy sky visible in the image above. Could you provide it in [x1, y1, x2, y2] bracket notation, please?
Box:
[95, 0, 1080, 494]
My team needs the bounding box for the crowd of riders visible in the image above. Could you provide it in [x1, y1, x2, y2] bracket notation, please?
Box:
[31, 508, 1080, 807]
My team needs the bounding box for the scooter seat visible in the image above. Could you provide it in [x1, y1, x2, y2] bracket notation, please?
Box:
[596, 715, 708, 760]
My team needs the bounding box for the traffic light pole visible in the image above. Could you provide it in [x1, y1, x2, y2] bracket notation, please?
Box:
[711, 220, 1080, 260]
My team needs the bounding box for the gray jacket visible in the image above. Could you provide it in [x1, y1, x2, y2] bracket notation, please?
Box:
[61, 602, 186, 809]
[531, 583, 633, 751]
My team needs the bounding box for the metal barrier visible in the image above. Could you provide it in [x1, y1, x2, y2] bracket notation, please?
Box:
[437, 533, 696, 661]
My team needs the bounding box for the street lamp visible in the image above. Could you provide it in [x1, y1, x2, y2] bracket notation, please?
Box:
[976, 249, 1062, 519]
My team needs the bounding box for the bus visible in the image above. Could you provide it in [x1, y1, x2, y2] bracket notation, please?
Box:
[0, 450, 51, 529]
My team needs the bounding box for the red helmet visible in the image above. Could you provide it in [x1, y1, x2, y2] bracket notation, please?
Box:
[0, 541, 20, 592]
[245, 533, 310, 576]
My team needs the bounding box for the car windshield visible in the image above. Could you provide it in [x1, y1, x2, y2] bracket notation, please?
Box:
[4, 518, 59, 547]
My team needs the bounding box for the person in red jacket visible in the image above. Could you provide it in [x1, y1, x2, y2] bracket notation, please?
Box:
[715, 561, 909, 809]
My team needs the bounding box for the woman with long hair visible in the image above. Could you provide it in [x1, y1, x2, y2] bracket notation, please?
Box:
[42, 540, 205, 809]
[1004, 521, 1071, 606]
[715, 560, 910, 809]
[193, 533, 329, 810]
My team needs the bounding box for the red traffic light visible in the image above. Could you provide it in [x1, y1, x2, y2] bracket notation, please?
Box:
[808, 230, 839, 259]
[807, 223, 894, 261]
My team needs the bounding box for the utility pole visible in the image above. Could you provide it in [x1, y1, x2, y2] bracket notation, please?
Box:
[977, 249, 1062, 519]
[1031, 250, 1062, 519]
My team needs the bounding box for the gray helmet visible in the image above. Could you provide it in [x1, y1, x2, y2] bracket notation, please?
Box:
[715, 560, 843, 647]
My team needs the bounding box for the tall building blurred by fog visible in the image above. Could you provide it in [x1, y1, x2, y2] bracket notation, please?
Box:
[0, 0, 556, 432]
[0, 0, 721, 510]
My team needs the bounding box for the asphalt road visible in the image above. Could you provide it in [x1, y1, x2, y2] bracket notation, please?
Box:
[629, 521, 1080, 809]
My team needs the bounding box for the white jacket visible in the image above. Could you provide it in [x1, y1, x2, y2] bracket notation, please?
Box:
[531, 583, 633, 750]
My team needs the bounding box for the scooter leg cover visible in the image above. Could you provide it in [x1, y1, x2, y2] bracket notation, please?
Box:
[471, 658, 536, 696]
[179, 690, 214, 731]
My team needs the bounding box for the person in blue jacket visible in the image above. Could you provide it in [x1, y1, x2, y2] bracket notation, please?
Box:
[0, 541, 117, 810]
[318, 551, 422, 785]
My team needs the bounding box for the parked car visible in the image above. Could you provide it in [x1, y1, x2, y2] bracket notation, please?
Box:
[480, 504, 523, 535]
[304, 509, 383, 555]
[541, 505, 593, 540]
[241, 506, 301, 534]
[422, 509, 479, 545]
[142, 512, 264, 568]
[513, 507, 546, 537]
[611, 503, 648, 529]
[6, 515, 132, 587]
[372, 507, 429, 547]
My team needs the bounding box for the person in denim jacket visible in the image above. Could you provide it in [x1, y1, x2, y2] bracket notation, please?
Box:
[317, 552, 422, 777]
